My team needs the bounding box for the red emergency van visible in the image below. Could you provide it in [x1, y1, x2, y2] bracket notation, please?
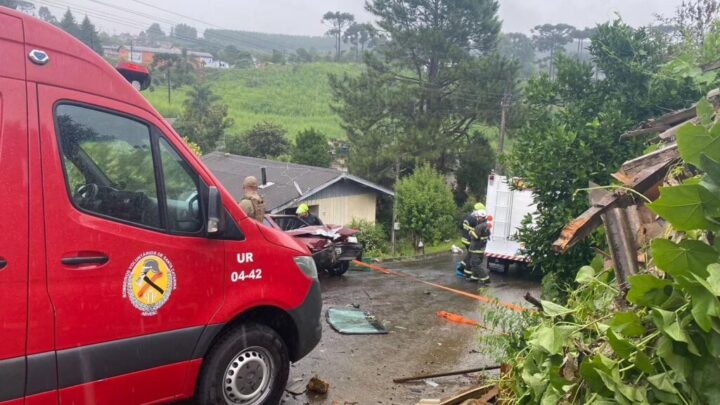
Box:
[0, 8, 321, 405]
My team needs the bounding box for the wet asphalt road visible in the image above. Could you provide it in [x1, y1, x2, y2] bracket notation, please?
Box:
[283, 253, 540, 405]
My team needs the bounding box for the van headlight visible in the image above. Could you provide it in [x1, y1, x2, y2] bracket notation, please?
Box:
[294, 256, 318, 279]
[347, 236, 358, 243]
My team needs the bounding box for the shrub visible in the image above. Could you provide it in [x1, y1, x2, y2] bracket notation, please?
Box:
[348, 218, 387, 257]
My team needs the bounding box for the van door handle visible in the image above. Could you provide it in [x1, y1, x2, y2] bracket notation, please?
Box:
[61, 256, 109, 266]
[0, 258, 6, 270]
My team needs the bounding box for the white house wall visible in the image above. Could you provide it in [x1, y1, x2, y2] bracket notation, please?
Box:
[300, 181, 378, 225]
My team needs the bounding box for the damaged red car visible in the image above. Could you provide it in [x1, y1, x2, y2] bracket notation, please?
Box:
[264, 215, 363, 276]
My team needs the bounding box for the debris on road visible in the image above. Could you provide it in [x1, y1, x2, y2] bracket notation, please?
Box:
[286, 378, 307, 395]
[326, 307, 388, 335]
[393, 365, 501, 383]
[307, 376, 330, 394]
[416, 384, 499, 405]
[425, 380, 439, 388]
[436, 311, 479, 326]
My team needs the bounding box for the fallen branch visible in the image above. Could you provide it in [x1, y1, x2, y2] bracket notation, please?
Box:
[394, 365, 501, 383]
[524, 292, 543, 311]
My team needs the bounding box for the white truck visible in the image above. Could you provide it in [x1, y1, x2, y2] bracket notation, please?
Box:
[484, 173, 537, 272]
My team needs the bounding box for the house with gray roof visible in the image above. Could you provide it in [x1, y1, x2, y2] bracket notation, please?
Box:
[202, 152, 394, 225]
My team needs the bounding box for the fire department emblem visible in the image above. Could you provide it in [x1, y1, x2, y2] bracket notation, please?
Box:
[123, 251, 176, 316]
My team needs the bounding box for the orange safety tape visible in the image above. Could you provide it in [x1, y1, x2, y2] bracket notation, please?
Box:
[437, 310, 479, 326]
[352, 260, 528, 313]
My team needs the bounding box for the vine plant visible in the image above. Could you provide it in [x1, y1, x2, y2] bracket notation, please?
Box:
[498, 98, 720, 404]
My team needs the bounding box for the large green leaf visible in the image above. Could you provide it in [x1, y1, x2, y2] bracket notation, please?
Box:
[609, 312, 646, 337]
[576, 265, 595, 284]
[648, 372, 681, 394]
[651, 238, 717, 279]
[653, 308, 689, 343]
[540, 300, 575, 317]
[607, 329, 635, 359]
[528, 325, 575, 355]
[634, 350, 655, 374]
[707, 263, 720, 295]
[700, 153, 720, 186]
[677, 122, 720, 167]
[648, 184, 720, 231]
[688, 285, 720, 332]
[627, 274, 672, 307]
[580, 355, 615, 397]
[697, 98, 715, 127]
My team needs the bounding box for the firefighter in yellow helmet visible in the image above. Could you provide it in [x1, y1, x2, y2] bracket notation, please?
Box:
[296, 203, 323, 226]
[456, 202, 486, 277]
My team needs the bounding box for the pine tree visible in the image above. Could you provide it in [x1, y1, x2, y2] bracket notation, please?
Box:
[59, 9, 79, 38]
[79, 16, 104, 55]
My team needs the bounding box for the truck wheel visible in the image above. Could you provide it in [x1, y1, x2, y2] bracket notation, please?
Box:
[196, 323, 289, 405]
[328, 261, 349, 276]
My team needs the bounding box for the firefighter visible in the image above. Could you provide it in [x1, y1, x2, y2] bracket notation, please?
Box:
[238, 176, 266, 222]
[467, 209, 491, 284]
[457, 202, 486, 277]
[296, 203, 323, 226]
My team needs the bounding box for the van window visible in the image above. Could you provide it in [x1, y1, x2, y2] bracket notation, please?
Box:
[159, 138, 202, 233]
[55, 104, 161, 228]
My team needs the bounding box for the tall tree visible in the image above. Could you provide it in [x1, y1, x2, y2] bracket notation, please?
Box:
[173, 23, 197, 41]
[531, 23, 576, 79]
[292, 128, 332, 167]
[79, 16, 104, 55]
[145, 23, 166, 45]
[175, 84, 232, 152]
[344, 22, 377, 61]
[322, 11, 355, 61]
[59, 9, 80, 38]
[330, 0, 509, 186]
[236, 122, 290, 159]
[38, 6, 57, 24]
[499, 32, 536, 77]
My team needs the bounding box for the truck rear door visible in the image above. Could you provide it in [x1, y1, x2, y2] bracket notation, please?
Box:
[0, 12, 29, 405]
[38, 85, 224, 404]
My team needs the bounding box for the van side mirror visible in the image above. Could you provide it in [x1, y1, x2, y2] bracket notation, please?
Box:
[207, 186, 225, 236]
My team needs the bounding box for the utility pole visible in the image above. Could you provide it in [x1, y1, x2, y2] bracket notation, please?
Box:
[496, 80, 511, 174]
[391, 157, 400, 256]
[167, 69, 171, 104]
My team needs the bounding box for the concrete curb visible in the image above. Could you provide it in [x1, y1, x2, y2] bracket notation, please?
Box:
[363, 251, 457, 265]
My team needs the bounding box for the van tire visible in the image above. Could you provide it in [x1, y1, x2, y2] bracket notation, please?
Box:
[196, 323, 289, 405]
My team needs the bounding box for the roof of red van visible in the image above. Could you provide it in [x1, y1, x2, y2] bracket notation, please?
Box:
[1, 7, 156, 114]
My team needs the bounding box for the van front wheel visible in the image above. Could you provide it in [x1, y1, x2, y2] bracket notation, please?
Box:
[196, 323, 289, 405]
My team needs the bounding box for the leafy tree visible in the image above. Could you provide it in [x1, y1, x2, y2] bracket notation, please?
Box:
[271, 49, 286, 64]
[38, 6, 57, 24]
[664, 0, 720, 47]
[173, 23, 197, 41]
[78, 16, 104, 55]
[152, 49, 197, 102]
[235, 121, 290, 159]
[295, 48, 316, 63]
[330, 0, 509, 187]
[292, 128, 332, 167]
[396, 165, 456, 248]
[59, 9, 80, 38]
[455, 132, 496, 204]
[343, 22, 377, 61]
[499, 32, 536, 78]
[174, 83, 232, 153]
[507, 20, 706, 299]
[220, 45, 254, 68]
[145, 23, 165, 45]
[531, 23, 576, 78]
[322, 11, 355, 61]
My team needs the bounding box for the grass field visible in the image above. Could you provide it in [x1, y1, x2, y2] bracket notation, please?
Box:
[143, 62, 364, 140]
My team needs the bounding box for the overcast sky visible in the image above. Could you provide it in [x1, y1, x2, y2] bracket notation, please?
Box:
[39, 0, 684, 37]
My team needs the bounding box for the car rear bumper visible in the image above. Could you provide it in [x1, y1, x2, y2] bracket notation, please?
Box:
[337, 242, 363, 261]
[288, 279, 322, 362]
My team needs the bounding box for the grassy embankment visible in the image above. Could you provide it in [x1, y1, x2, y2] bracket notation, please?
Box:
[143, 62, 364, 140]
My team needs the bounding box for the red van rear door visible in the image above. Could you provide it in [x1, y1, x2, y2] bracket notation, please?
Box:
[38, 85, 224, 404]
[0, 12, 29, 405]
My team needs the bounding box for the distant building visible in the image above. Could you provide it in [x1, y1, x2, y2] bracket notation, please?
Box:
[205, 60, 231, 69]
[202, 152, 394, 225]
[117, 46, 215, 66]
[101, 45, 122, 59]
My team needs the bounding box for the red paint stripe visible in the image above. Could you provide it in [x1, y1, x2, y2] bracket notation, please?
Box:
[352, 261, 529, 313]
